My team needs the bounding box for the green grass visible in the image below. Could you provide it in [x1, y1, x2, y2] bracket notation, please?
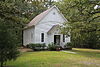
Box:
[7, 48, 100, 67]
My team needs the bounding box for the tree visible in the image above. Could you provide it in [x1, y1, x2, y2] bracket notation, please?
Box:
[0, 0, 55, 66]
[0, 18, 20, 67]
[56, 0, 100, 48]
[0, 1, 24, 67]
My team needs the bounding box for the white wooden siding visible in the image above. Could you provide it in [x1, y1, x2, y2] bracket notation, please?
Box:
[23, 6, 70, 47]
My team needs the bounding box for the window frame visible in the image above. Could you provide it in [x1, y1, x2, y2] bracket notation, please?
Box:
[63, 34, 65, 42]
[41, 33, 44, 42]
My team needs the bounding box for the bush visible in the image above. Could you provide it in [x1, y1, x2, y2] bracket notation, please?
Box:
[48, 43, 62, 51]
[27, 43, 36, 49]
[27, 43, 46, 51]
[93, 44, 100, 49]
[64, 42, 72, 50]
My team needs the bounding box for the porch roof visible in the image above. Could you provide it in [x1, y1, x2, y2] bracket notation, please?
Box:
[47, 25, 59, 34]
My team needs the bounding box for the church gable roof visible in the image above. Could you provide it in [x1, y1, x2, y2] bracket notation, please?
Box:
[25, 5, 67, 29]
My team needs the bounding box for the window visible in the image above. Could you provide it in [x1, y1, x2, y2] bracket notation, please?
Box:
[41, 33, 44, 42]
[63, 34, 65, 42]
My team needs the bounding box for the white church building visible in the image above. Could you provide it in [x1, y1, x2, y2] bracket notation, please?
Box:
[23, 6, 70, 47]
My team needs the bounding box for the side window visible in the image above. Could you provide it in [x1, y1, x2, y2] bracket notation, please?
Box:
[63, 34, 65, 42]
[41, 33, 44, 42]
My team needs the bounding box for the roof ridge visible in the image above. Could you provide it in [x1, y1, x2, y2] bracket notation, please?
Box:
[25, 6, 55, 28]
[24, 5, 67, 29]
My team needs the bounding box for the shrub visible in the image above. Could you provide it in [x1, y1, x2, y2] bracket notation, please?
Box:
[64, 42, 72, 50]
[93, 43, 100, 49]
[27, 43, 46, 51]
[41, 43, 46, 49]
[27, 43, 36, 49]
[48, 43, 62, 51]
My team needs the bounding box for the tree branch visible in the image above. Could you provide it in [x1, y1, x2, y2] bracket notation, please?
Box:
[90, 11, 100, 14]
[89, 16, 100, 22]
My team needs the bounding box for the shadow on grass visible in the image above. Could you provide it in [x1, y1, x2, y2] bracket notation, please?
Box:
[71, 48, 100, 58]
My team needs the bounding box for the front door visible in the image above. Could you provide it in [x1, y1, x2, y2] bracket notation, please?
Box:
[54, 35, 60, 45]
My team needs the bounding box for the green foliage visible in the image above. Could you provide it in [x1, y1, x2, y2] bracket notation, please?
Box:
[56, 0, 100, 49]
[28, 43, 46, 51]
[48, 43, 62, 51]
[0, 18, 20, 67]
[56, 0, 100, 22]
[62, 22, 100, 48]
[0, 1, 26, 67]
[0, 0, 55, 66]
[0, 1, 29, 46]
[64, 42, 72, 48]
[19, 0, 54, 21]
[64, 42, 72, 50]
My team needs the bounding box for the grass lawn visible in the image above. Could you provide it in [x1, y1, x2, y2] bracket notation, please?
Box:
[7, 48, 100, 67]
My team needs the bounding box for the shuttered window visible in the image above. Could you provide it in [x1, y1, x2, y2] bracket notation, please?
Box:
[63, 34, 65, 42]
[41, 33, 44, 42]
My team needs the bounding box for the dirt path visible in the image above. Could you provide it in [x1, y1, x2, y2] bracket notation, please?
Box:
[18, 47, 33, 52]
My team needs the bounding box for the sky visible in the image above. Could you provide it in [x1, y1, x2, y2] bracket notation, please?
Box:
[52, 0, 61, 1]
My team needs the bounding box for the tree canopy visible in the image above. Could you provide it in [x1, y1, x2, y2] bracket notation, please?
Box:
[56, 0, 100, 48]
[0, 0, 55, 66]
